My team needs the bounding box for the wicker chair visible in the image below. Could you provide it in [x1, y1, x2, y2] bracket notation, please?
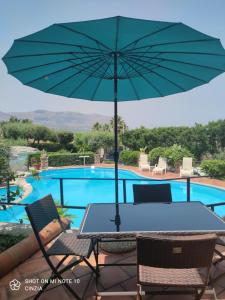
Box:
[25, 194, 97, 300]
[136, 234, 217, 300]
[133, 183, 172, 204]
[211, 217, 225, 284]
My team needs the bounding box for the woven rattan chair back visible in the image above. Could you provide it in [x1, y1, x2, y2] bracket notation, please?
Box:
[137, 234, 216, 269]
[25, 194, 62, 248]
[133, 183, 172, 204]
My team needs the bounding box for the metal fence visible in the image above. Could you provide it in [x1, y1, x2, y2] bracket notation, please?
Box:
[2, 175, 224, 212]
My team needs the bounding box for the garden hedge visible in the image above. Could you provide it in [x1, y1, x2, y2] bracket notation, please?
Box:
[200, 160, 225, 178]
[28, 151, 95, 167]
[48, 152, 94, 167]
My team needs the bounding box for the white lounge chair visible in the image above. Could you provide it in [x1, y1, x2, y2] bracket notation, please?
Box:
[180, 157, 194, 177]
[152, 157, 167, 175]
[139, 153, 151, 171]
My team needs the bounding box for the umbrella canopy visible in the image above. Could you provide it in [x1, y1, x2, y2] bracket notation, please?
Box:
[3, 16, 225, 226]
[3, 16, 225, 100]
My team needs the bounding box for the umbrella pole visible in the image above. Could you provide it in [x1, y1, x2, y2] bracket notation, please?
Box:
[113, 52, 120, 228]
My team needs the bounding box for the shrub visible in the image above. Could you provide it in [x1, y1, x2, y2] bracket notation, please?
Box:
[120, 150, 139, 166]
[200, 160, 225, 178]
[48, 152, 94, 167]
[148, 147, 166, 165]
[164, 144, 193, 169]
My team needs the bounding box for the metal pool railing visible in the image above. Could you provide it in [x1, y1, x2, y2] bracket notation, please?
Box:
[51, 175, 207, 209]
[1, 175, 225, 213]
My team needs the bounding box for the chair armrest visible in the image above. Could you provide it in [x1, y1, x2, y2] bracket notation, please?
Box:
[206, 202, 225, 212]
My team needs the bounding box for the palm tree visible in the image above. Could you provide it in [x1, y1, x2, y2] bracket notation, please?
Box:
[102, 123, 110, 132]
[109, 116, 128, 134]
[92, 122, 102, 131]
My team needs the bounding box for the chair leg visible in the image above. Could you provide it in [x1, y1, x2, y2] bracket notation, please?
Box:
[83, 257, 98, 275]
[93, 243, 99, 276]
[194, 288, 205, 300]
[42, 255, 82, 300]
[95, 239, 100, 275]
[212, 288, 218, 300]
[137, 284, 142, 300]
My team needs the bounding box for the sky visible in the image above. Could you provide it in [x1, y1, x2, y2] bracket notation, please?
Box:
[0, 0, 225, 128]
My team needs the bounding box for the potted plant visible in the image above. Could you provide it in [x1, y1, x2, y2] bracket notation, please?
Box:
[30, 157, 40, 170]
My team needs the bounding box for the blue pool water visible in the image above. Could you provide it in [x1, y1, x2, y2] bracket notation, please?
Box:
[0, 167, 225, 228]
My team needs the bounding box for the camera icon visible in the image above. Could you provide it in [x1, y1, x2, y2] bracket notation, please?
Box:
[9, 279, 21, 291]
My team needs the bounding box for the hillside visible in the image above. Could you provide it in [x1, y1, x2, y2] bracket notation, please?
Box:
[0, 110, 111, 131]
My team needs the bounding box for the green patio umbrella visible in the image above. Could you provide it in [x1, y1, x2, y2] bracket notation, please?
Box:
[3, 16, 225, 226]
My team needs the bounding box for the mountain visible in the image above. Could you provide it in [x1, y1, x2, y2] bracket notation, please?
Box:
[0, 110, 111, 131]
[0, 111, 11, 122]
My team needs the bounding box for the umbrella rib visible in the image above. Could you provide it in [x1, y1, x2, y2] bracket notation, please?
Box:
[10, 54, 104, 74]
[119, 61, 140, 99]
[115, 16, 120, 51]
[123, 38, 218, 53]
[122, 50, 225, 57]
[25, 56, 104, 85]
[86, 43, 113, 78]
[46, 57, 106, 93]
[120, 56, 163, 97]
[126, 53, 225, 72]
[126, 56, 185, 92]
[67, 59, 107, 97]
[16, 38, 108, 53]
[91, 57, 113, 100]
[73, 46, 109, 78]
[57, 24, 112, 51]
[123, 55, 208, 83]
[120, 23, 179, 51]
[3, 51, 104, 60]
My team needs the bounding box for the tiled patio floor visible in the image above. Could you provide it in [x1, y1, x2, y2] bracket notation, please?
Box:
[0, 246, 225, 300]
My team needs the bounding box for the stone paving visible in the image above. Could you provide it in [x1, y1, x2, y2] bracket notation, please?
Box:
[0, 245, 225, 300]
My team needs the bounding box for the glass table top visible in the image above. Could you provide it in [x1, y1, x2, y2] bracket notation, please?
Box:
[79, 202, 225, 238]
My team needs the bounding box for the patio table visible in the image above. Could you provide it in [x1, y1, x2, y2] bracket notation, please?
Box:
[79, 202, 225, 238]
[78, 202, 225, 296]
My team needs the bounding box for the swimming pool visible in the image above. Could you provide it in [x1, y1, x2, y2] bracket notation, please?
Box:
[0, 167, 225, 228]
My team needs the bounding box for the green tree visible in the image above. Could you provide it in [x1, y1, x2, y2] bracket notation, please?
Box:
[178, 124, 209, 160]
[2, 123, 21, 140]
[207, 120, 225, 153]
[57, 131, 74, 147]
[149, 147, 166, 165]
[74, 132, 91, 153]
[32, 125, 52, 144]
[164, 144, 193, 169]
[88, 131, 114, 157]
